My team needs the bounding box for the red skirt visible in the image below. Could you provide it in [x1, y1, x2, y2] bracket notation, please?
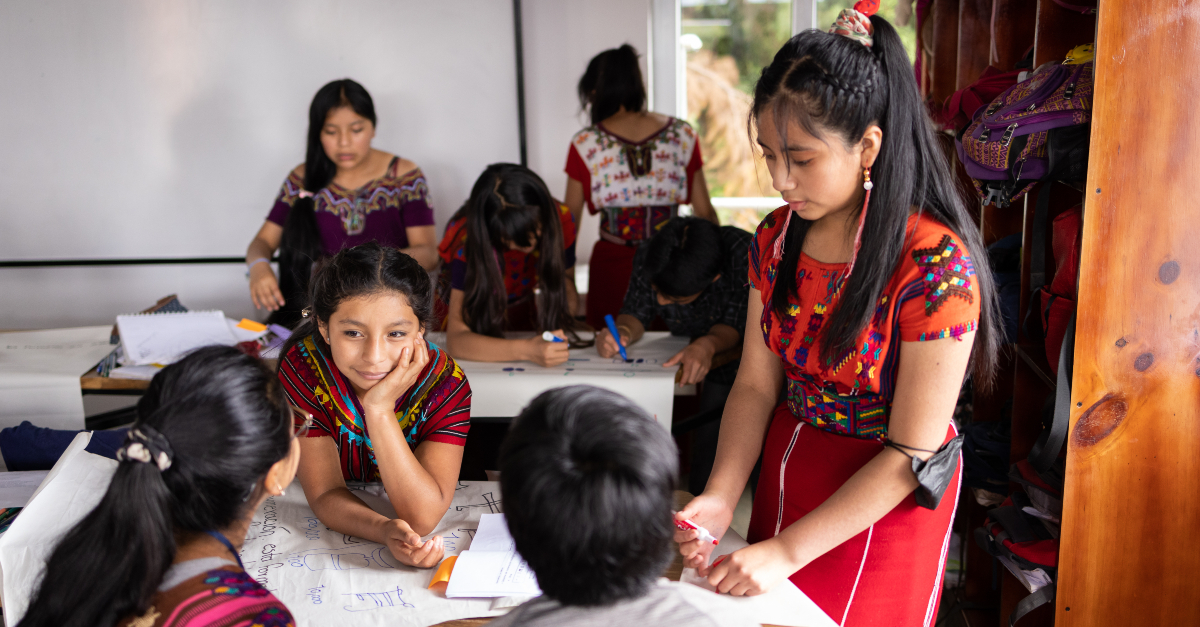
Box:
[585, 239, 637, 330]
[747, 404, 960, 627]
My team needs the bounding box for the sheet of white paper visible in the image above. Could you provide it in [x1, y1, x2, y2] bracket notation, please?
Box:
[678, 528, 838, 627]
[228, 318, 269, 343]
[108, 364, 162, 380]
[0, 433, 117, 625]
[470, 513, 516, 552]
[426, 332, 690, 427]
[445, 550, 541, 598]
[242, 481, 514, 626]
[116, 310, 239, 365]
[0, 326, 115, 430]
[0, 472, 50, 508]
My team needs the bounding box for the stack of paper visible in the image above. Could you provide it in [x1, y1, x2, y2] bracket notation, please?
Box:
[115, 311, 241, 366]
[445, 514, 542, 598]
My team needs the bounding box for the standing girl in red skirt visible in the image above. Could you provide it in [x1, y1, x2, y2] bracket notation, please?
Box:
[675, 4, 1000, 626]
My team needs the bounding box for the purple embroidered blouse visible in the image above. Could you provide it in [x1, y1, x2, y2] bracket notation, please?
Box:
[266, 157, 436, 256]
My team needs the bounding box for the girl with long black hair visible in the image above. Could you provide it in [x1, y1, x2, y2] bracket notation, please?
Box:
[564, 44, 717, 331]
[18, 346, 300, 627]
[675, 4, 1000, 623]
[246, 78, 438, 327]
[437, 163, 586, 367]
[277, 243, 470, 568]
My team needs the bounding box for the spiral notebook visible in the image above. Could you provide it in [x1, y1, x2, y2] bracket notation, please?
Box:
[115, 310, 240, 366]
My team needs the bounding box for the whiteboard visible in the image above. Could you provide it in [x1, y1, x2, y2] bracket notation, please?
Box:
[0, 0, 520, 260]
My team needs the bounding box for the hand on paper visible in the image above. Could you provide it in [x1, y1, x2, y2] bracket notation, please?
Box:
[361, 337, 430, 417]
[675, 495, 732, 570]
[705, 537, 798, 596]
[664, 341, 715, 386]
[524, 330, 569, 367]
[380, 518, 445, 568]
[249, 264, 286, 311]
[595, 327, 631, 359]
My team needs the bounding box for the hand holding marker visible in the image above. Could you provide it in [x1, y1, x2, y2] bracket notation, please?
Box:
[603, 314, 629, 361]
[674, 518, 718, 545]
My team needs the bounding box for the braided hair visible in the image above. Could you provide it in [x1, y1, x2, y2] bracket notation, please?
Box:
[752, 16, 1000, 388]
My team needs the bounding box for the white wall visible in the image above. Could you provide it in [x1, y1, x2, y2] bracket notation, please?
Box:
[0, 0, 520, 328]
[521, 0, 651, 270]
[0, 0, 656, 330]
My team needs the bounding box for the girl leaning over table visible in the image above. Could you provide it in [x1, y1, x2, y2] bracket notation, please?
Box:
[675, 5, 1001, 624]
[246, 78, 439, 327]
[277, 243, 471, 569]
[437, 163, 588, 367]
[19, 346, 300, 627]
[563, 44, 717, 330]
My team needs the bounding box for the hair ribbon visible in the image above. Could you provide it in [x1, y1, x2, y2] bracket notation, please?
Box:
[830, 0, 879, 48]
[116, 425, 174, 472]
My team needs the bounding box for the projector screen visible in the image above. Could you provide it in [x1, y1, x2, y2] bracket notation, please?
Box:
[0, 0, 520, 260]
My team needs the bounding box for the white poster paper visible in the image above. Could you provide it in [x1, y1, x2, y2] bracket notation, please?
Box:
[0, 327, 115, 430]
[679, 531, 838, 627]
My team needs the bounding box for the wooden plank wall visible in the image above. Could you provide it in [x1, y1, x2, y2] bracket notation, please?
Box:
[1057, 1, 1200, 624]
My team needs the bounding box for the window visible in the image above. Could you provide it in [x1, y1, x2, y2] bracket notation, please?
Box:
[677, 0, 917, 231]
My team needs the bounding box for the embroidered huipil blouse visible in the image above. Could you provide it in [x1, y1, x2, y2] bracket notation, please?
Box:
[266, 157, 435, 256]
[278, 335, 471, 482]
[117, 564, 293, 627]
[749, 208, 981, 441]
[436, 202, 578, 303]
[565, 118, 703, 243]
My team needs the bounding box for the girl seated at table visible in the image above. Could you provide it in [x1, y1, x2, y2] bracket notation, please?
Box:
[437, 163, 587, 367]
[246, 78, 439, 327]
[19, 346, 300, 627]
[277, 242, 471, 567]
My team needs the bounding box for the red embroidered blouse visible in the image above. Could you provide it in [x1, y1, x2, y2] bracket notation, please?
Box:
[436, 202, 577, 303]
[749, 208, 981, 441]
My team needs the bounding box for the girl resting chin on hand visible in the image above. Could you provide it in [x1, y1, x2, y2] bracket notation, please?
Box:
[277, 242, 472, 568]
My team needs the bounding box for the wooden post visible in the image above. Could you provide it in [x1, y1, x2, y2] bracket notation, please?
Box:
[1057, 1, 1200, 624]
[931, 0, 961, 103]
[956, 0, 993, 89]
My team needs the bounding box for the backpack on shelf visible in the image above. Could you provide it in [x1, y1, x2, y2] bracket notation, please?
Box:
[956, 45, 1094, 208]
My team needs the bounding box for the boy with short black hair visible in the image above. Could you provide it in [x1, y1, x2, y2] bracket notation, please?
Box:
[491, 385, 752, 626]
[596, 216, 752, 494]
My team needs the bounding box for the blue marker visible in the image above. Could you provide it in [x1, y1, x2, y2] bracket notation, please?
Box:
[541, 331, 565, 343]
[604, 314, 629, 361]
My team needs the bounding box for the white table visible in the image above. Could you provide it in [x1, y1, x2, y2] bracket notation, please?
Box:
[427, 332, 692, 428]
[0, 437, 834, 627]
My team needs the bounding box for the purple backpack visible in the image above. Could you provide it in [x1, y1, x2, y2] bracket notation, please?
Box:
[956, 61, 1093, 208]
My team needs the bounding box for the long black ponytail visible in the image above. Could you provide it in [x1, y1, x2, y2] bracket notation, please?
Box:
[18, 347, 293, 627]
[452, 163, 587, 344]
[578, 44, 647, 125]
[753, 16, 1000, 388]
[273, 78, 378, 328]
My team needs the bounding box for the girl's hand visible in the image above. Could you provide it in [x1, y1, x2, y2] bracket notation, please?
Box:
[249, 264, 285, 311]
[379, 518, 444, 568]
[706, 537, 800, 596]
[361, 338, 430, 416]
[664, 341, 715, 386]
[675, 494, 734, 571]
[524, 330, 570, 367]
[595, 328, 631, 358]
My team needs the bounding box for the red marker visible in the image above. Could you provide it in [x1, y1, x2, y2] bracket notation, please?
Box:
[674, 518, 718, 545]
